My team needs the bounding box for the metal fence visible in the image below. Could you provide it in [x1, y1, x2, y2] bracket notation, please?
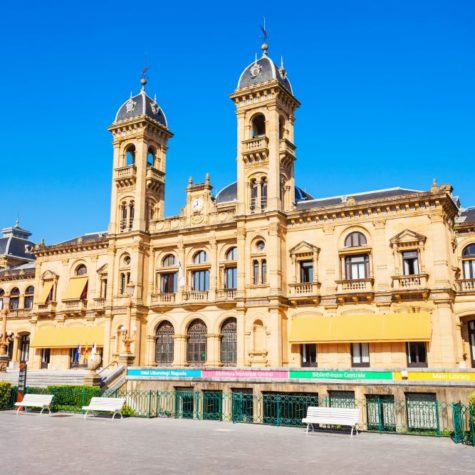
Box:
[108, 389, 475, 441]
[5, 385, 475, 444]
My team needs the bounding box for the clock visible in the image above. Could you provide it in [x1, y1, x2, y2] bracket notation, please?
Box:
[191, 198, 203, 211]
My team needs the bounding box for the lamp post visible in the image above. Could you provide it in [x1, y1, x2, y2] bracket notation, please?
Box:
[119, 282, 136, 366]
[0, 297, 12, 372]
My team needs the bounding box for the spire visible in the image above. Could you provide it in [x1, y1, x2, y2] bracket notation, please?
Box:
[260, 17, 269, 56]
[140, 66, 149, 91]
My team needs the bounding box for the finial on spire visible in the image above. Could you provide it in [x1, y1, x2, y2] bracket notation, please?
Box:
[15, 216, 20, 227]
[140, 66, 149, 90]
[260, 17, 269, 55]
[188, 176, 193, 185]
[205, 173, 210, 185]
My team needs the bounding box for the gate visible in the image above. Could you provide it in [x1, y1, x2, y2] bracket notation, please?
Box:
[203, 391, 222, 420]
[366, 395, 396, 432]
[175, 389, 195, 419]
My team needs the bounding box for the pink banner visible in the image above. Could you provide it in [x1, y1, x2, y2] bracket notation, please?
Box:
[202, 369, 288, 379]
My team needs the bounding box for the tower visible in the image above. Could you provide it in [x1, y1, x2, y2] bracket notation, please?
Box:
[231, 43, 300, 215]
[108, 78, 173, 234]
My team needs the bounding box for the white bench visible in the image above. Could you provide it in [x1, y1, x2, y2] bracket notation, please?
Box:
[15, 394, 54, 415]
[302, 406, 360, 436]
[82, 397, 126, 420]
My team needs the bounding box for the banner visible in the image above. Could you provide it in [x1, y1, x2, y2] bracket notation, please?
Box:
[289, 370, 393, 381]
[394, 371, 475, 382]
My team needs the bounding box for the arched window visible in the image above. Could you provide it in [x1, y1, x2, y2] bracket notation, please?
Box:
[125, 145, 135, 166]
[120, 272, 131, 295]
[0, 288, 4, 309]
[220, 318, 237, 366]
[251, 114, 266, 138]
[463, 244, 475, 279]
[253, 260, 260, 285]
[187, 319, 207, 365]
[344, 232, 367, 248]
[75, 264, 87, 276]
[260, 177, 268, 210]
[193, 251, 208, 264]
[261, 259, 267, 284]
[250, 179, 258, 213]
[155, 321, 174, 365]
[147, 147, 155, 167]
[24, 286, 34, 309]
[9, 287, 20, 310]
[226, 247, 237, 261]
[162, 254, 176, 267]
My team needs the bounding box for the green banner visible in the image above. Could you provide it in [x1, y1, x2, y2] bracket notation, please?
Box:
[289, 370, 393, 381]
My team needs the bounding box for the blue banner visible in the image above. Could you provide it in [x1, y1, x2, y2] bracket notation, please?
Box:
[128, 368, 202, 378]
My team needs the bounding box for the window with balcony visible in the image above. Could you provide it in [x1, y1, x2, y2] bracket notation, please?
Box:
[462, 244, 475, 279]
[161, 272, 177, 293]
[300, 344, 317, 367]
[345, 255, 369, 280]
[225, 267, 237, 290]
[24, 286, 34, 309]
[260, 177, 267, 210]
[299, 261, 314, 283]
[155, 321, 174, 365]
[351, 343, 370, 367]
[402, 251, 419, 275]
[251, 114, 266, 138]
[147, 147, 155, 167]
[192, 270, 209, 291]
[119, 200, 135, 232]
[125, 144, 135, 166]
[100, 278, 107, 299]
[187, 319, 207, 365]
[9, 288, 20, 310]
[407, 342, 427, 367]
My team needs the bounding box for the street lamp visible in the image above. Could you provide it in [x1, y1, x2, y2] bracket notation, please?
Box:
[0, 297, 11, 372]
[121, 282, 136, 355]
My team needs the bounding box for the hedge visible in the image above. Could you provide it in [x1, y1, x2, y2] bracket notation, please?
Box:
[0, 381, 13, 409]
[26, 385, 102, 411]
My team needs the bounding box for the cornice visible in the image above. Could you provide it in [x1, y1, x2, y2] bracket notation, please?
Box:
[34, 237, 109, 257]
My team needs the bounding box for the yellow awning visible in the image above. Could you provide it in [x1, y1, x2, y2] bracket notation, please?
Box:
[37, 281, 54, 305]
[31, 326, 104, 348]
[62, 277, 88, 300]
[289, 313, 431, 344]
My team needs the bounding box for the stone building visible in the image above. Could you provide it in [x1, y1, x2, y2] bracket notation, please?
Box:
[1, 43, 475, 410]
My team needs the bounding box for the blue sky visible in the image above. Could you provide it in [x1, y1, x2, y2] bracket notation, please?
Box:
[1, 0, 474, 243]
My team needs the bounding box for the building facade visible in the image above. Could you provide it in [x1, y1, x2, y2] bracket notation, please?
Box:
[1, 44, 475, 407]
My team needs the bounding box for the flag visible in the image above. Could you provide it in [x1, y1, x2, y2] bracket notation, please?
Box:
[178, 260, 186, 289]
[76, 345, 81, 363]
[91, 343, 97, 362]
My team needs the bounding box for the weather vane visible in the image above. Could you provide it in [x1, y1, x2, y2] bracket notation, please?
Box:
[260, 17, 269, 54]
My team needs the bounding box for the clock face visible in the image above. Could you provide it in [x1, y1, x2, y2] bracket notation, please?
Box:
[192, 198, 203, 211]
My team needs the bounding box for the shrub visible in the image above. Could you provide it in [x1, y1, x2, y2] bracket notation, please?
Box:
[0, 381, 13, 409]
[121, 404, 138, 417]
[469, 391, 475, 407]
[26, 385, 102, 411]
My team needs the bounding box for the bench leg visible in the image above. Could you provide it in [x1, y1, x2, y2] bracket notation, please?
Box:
[351, 425, 354, 437]
[84, 410, 89, 420]
[112, 410, 123, 420]
[16, 406, 22, 415]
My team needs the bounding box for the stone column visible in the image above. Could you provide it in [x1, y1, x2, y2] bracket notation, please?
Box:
[173, 335, 187, 367]
[205, 334, 221, 367]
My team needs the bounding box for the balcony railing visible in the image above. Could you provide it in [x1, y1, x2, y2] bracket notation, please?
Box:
[288, 282, 320, 296]
[115, 165, 136, 179]
[279, 138, 296, 156]
[457, 279, 475, 292]
[183, 291, 208, 302]
[392, 274, 428, 290]
[151, 293, 176, 305]
[62, 300, 87, 312]
[243, 136, 268, 152]
[37, 301, 57, 313]
[336, 278, 374, 293]
[216, 289, 237, 301]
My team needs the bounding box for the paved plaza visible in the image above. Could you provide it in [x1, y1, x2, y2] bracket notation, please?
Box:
[0, 411, 474, 475]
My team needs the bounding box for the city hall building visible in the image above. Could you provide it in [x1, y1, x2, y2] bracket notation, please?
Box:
[1, 43, 475, 418]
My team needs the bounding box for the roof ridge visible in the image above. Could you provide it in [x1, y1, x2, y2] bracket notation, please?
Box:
[300, 187, 423, 203]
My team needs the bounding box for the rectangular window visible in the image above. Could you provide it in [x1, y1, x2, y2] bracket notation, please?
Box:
[351, 343, 370, 367]
[468, 321, 475, 368]
[261, 260, 267, 284]
[24, 296, 33, 309]
[225, 267, 237, 290]
[402, 251, 419, 275]
[300, 344, 317, 367]
[463, 260, 475, 279]
[192, 270, 209, 291]
[100, 278, 107, 299]
[345, 255, 369, 280]
[299, 261, 314, 283]
[407, 342, 427, 367]
[161, 272, 177, 293]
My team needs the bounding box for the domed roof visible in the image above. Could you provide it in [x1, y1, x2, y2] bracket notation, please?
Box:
[114, 87, 167, 127]
[237, 47, 293, 93]
[215, 182, 312, 204]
